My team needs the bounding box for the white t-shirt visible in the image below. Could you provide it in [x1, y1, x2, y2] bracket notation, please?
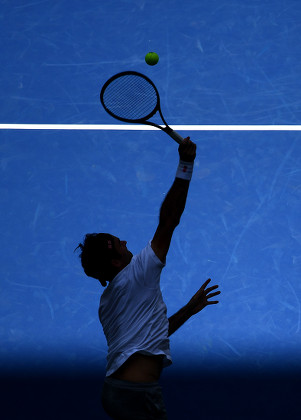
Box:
[98, 240, 172, 377]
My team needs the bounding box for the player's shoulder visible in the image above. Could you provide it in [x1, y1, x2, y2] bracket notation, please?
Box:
[151, 222, 175, 263]
[134, 240, 165, 267]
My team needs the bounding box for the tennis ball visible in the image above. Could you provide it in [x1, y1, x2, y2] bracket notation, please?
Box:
[145, 52, 159, 66]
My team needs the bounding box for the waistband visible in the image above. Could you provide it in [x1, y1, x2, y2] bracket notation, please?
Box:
[104, 376, 160, 390]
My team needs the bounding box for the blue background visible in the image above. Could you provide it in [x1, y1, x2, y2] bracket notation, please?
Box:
[1, 1, 301, 419]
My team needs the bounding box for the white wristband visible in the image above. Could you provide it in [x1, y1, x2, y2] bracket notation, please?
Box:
[176, 160, 194, 180]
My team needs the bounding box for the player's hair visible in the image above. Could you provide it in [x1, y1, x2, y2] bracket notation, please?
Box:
[74, 233, 121, 287]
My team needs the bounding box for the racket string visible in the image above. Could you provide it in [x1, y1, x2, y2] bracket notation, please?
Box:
[102, 74, 158, 121]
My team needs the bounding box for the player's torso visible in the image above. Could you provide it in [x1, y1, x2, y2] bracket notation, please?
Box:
[109, 352, 164, 383]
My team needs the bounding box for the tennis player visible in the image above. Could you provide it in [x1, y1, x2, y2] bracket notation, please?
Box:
[75, 137, 220, 419]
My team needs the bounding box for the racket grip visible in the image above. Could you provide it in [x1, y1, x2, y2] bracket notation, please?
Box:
[166, 127, 184, 144]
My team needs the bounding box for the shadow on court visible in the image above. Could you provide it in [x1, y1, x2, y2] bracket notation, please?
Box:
[1, 366, 300, 419]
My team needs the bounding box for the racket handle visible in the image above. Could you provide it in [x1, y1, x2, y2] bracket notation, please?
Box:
[165, 127, 184, 144]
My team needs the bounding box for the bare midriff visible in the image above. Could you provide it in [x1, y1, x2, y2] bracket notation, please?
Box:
[109, 352, 164, 383]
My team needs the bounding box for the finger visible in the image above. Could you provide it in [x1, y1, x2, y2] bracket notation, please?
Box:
[205, 285, 219, 293]
[205, 287, 219, 295]
[207, 291, 221, 299]
[183, 139, 195, 150]
[187, 143, 196, 153]
[200, 279, 211, 291]
[207, 301, 219, 305]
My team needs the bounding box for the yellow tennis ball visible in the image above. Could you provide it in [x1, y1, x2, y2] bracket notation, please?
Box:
[145, 52, 159, 66]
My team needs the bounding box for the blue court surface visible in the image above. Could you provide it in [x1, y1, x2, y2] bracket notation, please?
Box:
[1, 1, 301, 419]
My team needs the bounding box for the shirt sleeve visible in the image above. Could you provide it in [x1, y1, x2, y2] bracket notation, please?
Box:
[131, 240, 166, 288]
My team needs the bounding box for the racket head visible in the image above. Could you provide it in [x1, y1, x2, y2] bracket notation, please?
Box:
[100, 71, 160, 123]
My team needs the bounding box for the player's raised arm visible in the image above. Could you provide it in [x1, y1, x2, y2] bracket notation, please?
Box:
[151, 137, 196, 262]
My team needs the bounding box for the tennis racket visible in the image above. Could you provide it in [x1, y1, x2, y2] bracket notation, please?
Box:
[100, 71, 184, 144]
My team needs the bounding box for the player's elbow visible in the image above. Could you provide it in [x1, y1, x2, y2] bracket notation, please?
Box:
[159, 214, 180, 230]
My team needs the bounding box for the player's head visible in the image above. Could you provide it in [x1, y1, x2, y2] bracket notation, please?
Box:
[74, 233, 133, 287]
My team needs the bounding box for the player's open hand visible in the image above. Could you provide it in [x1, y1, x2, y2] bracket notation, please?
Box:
[178, 137, 196, 162]
[187, 279, 220, 316]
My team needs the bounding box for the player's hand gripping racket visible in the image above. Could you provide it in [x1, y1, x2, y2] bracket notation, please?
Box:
[100, 71, 184, 144]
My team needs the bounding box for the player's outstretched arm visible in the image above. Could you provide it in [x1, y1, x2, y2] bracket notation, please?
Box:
[151, 137, 196, 262]
[168, 279, 220, 336]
